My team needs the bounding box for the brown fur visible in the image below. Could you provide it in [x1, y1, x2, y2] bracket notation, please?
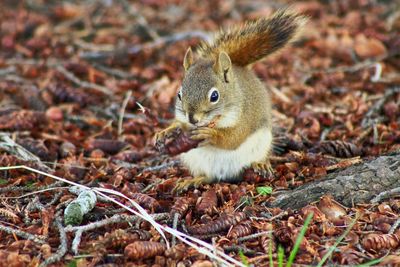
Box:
[199, 65, 272, 150]
[156, 9, 306, 192]
[197, 9, 307, 67]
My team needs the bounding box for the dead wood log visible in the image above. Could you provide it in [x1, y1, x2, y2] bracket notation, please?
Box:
[269, 152, 400, 209]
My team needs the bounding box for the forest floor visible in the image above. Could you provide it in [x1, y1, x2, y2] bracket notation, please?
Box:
[0, 0, 399, 266]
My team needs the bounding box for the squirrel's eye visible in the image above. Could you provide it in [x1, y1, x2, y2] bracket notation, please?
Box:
[208, 87, 219, 104]
[177, 87, 182, 101]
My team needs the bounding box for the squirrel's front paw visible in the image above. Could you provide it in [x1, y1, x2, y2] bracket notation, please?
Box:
[155, 123, 180, 144]
[190, 127, 219, 146]
[155, 129, 170, 144]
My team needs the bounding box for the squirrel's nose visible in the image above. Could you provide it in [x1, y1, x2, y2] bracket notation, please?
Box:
[188, 113, 198, 125]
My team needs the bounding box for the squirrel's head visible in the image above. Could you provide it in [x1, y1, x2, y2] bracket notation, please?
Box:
[175, 47, 241, 127]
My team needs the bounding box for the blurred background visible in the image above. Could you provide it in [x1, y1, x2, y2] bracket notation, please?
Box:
[0, 0, 399, 153]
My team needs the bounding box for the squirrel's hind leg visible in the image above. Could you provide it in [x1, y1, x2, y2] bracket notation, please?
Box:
[251, 160, 274, 178]
[173, 175, 214, 194]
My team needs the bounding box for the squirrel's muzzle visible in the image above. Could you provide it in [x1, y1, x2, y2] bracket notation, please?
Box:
[188, 113, 198, 125]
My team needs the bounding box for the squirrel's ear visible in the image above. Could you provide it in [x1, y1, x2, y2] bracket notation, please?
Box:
[183, 47, 193, 71]
[215, 51, 231, 82]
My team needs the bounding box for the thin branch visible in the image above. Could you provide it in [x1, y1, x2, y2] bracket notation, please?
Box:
[172, 213, 179, 246]
[0, 224, 46, 244]
[66, 213, 169, 254]
[141, 160, 180, 172]
[65, 213, 169, 233]
[0, 181, 65, 194]
[0, 133, 51, 171]
[39, 215, 68, 267]
[45, 190, 64, 207]
[361, 87, 400, 128]
[325, 157, 362, 171]
[389, 218, 400, 235]
[118, 90, 132, 138]
[90, 63, 136, 79]
[55, 65, 112, 96]
[223, 245, 257, 256]
[4, 58, 113, 96]
[237, 231, 274, 243]
[71, 229, 84, 256]
[370, 186, 400, 203]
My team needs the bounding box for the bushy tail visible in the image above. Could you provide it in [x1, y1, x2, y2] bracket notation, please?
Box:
[197, 9, 307, 66]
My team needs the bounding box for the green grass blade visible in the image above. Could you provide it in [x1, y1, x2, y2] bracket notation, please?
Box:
[356, 258, 383, 267]
[278, 245, 285, 267]
[317, 214, 359, 267]
[269, 232, 274, 267]
[238, 250, 249, 267]
[355, 254, 387, 267]
[286, 212, 314, 267]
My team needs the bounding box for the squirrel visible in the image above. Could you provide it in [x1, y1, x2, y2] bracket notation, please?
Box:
[155, 9, 307, 192]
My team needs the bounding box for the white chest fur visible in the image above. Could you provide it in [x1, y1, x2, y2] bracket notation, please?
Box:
[180, 127, 272, 180]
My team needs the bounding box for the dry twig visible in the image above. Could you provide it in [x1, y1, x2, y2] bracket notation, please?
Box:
[4, 58, 113, 96]
[0, 133, 51, 171]
[55, 65, 112, 96]
[39, 215, 67, 267]
[66, 213, 169, 254]
[389, 218, 400, 235]
[371, 186, 400, 204]
[0, 224, 46, 244]
[361, 87, 400, 128]
[118, 90, 133, 138]
[237, 231, 274, 243]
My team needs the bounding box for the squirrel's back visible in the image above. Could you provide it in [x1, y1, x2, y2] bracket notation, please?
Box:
[197, 9, 307, 67]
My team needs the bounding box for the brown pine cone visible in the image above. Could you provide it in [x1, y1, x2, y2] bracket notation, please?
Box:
[156, 128, 201, 156]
